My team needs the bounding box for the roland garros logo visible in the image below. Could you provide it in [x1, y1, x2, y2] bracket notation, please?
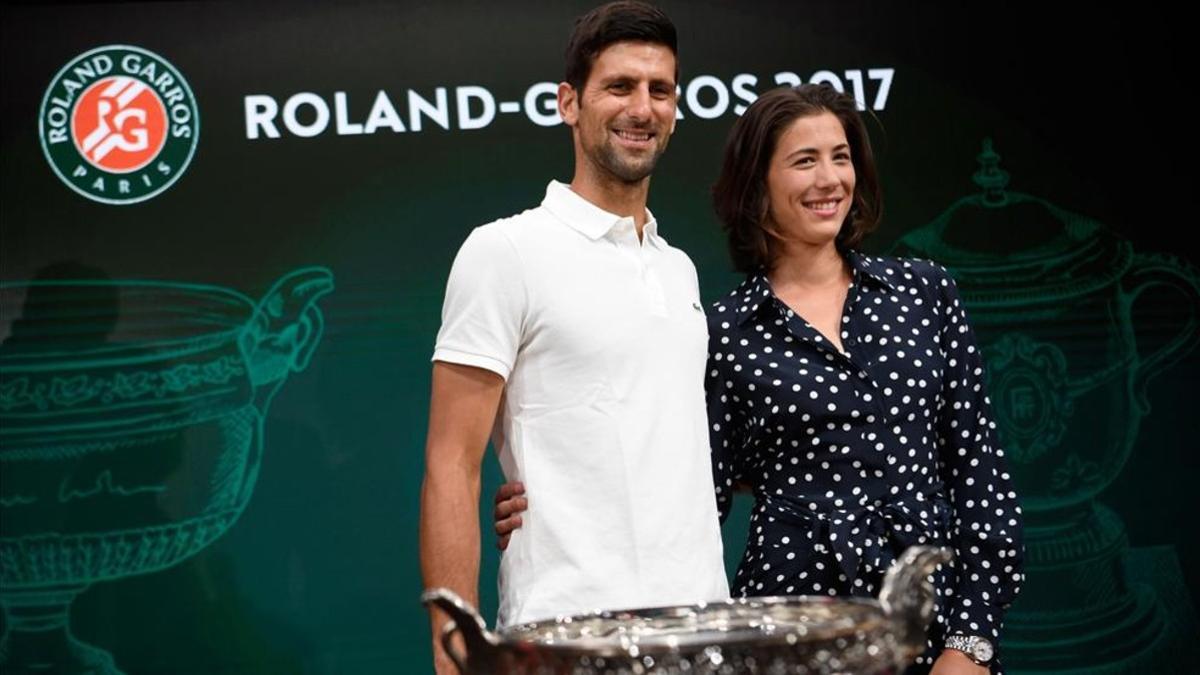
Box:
[39, 45, 199, 205]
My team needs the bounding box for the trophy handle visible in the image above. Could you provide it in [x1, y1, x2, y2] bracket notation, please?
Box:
[879, 546, 954, 662]
[240, 267, 334, 407]
[1124, 255, 1200, 413]
[440, 620, 471, 674]
[421, 588, 500, 675]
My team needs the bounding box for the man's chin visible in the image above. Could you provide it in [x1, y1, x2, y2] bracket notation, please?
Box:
[585, 142, 666, 184]
[604, 155, 660, 183]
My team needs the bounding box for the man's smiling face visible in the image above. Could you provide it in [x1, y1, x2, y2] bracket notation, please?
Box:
[565, 40, 677, 184]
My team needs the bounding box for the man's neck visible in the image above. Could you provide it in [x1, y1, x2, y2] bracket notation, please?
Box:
[569, 172, 651, 238]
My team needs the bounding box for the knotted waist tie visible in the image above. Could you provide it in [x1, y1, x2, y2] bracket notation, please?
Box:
[756, 493, 952, 584]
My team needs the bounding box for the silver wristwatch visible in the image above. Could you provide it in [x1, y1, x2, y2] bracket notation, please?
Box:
[945, 634, 994, 666]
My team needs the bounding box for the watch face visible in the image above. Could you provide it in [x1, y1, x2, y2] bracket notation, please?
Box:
[971, 638, 995, 663]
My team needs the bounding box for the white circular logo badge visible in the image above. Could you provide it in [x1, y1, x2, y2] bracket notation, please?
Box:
[39, 45, 200, 205]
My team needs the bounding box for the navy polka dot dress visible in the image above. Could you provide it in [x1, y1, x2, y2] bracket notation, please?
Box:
[706, 252, 1024, 672]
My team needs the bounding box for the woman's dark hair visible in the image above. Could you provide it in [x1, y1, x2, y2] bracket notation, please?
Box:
[564, 1, 678, 93]
[712, 84, 881, 273]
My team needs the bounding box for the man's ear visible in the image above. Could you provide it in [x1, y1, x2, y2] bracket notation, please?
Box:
[670, 84, 680, 135]
[558, 81, 578, 127]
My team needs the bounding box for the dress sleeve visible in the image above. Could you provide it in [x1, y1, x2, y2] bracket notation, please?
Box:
[706, 314, 749, 524]
[931, 264, 1025, 646]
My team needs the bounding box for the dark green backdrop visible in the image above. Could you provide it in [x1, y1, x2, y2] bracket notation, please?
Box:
[1, 2, 1196, 673]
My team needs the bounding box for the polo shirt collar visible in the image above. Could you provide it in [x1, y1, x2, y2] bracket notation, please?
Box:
[542, 180, 665, 249]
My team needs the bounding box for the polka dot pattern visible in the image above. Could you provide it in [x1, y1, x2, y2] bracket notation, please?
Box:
[706, 253, 1024, 671]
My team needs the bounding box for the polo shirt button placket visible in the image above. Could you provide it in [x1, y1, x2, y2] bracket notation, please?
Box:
[628, 222, 667, 317]
[642, 255, 667, 317]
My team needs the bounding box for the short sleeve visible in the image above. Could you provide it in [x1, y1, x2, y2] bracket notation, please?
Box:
[432, 224, 527, 379]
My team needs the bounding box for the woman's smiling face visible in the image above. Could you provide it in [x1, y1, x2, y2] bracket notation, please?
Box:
[765, 111, 856, 249]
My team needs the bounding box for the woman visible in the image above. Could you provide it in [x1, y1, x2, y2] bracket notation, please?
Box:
[496, 85, 1023, 674]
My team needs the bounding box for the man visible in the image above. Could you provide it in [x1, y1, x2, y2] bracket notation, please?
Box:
[419, 1, 728, 672]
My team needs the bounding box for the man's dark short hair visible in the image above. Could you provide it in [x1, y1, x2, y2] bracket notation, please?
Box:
[564, 1, 678, 92]
[712, 84, 883, 274]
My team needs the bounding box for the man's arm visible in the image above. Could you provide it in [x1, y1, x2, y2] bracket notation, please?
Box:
[419, 361, 506, 674]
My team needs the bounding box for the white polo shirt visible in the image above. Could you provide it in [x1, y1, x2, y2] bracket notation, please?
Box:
[434, 180, 729, 627]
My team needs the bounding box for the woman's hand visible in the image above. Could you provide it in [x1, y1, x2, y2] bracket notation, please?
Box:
[929, 649, 990, 675]
[493, 481, 527, 550]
